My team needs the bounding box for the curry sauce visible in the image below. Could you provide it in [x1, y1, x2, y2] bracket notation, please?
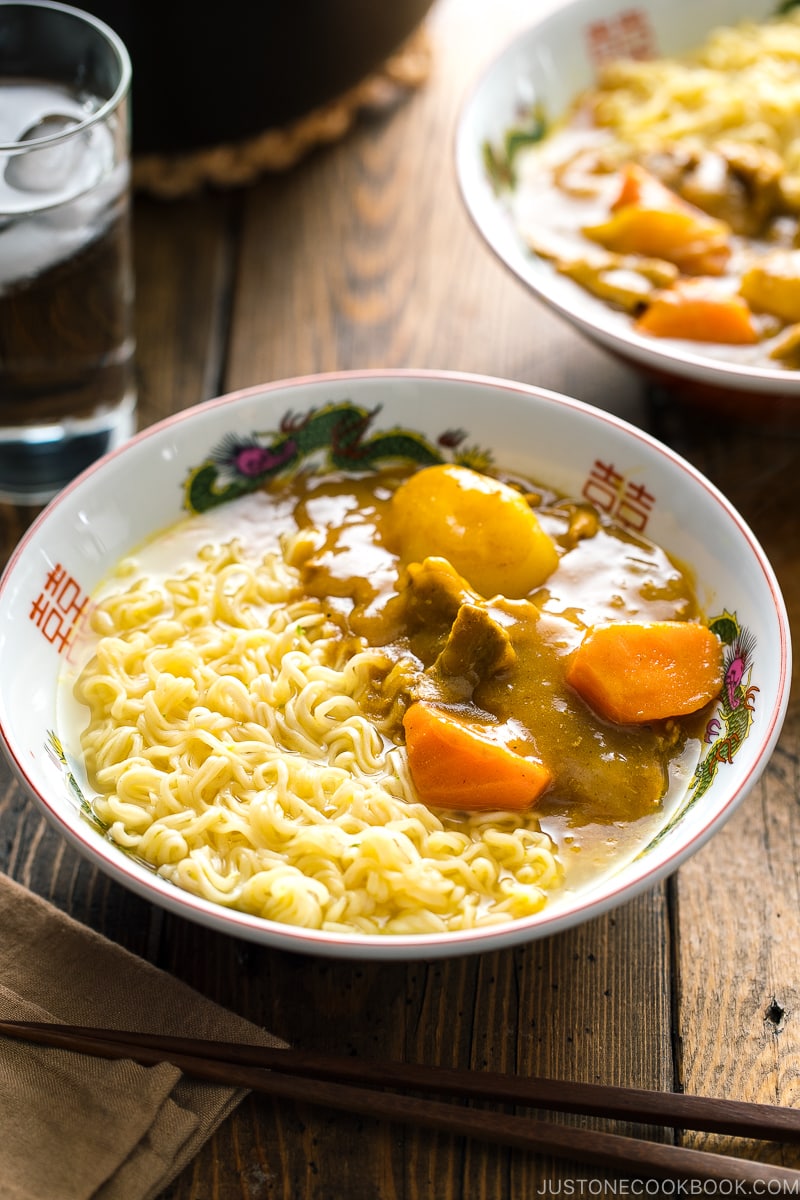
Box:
[277, 464, 713, 873]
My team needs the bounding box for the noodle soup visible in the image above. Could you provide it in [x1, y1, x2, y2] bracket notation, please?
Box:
[0, 371, 784, 957]
[58, 459, 727, 936]
[489, 10, 800, 371]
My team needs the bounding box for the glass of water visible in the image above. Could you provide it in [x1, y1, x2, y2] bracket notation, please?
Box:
[0, 0, 135, 505]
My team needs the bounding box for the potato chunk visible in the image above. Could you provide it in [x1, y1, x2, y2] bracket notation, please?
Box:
[740, 249, 800, 325]
[389, 464, 558, 599]
[583, 164, 732, 276]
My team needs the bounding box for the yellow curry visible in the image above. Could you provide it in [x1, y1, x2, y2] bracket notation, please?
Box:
[280, 461, 723, 832]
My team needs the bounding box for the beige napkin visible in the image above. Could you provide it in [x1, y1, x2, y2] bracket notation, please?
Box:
[0, 871, 283, 1200]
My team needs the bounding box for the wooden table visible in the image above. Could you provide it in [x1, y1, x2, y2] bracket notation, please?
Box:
[2, 0, 800, 1194]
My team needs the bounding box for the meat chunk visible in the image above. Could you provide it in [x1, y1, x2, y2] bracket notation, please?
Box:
[428, 602, 516, 703]
[642, 141, 785, 237]
[389, 557, 519, 708]
[405, 556, 476, 628]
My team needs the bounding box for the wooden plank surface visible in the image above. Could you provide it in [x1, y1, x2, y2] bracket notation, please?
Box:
[1, 0, 798, 1196]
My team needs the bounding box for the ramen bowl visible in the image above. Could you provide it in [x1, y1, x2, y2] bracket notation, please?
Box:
[455, 0, 800, 417]
[0, 370, 790, 959]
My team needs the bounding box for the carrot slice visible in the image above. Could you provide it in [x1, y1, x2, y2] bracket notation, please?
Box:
[566, 621, 724, 725]
[609, 163, 684, 213]
[402, 701, 552, 811]
[636, 278, 758, 343]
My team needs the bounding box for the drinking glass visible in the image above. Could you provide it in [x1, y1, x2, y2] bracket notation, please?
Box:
[0, 0, 135, 504]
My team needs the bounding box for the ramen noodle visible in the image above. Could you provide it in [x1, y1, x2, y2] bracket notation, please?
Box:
[74, 529, 564, 935]
[589, 13, 800, 182]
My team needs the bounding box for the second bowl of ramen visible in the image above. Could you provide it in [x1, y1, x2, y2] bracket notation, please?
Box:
[0, 369, 790, 958]
[456, 0, 800, 415]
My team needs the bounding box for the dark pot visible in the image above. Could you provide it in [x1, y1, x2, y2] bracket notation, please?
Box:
[79, 0, 435, 155]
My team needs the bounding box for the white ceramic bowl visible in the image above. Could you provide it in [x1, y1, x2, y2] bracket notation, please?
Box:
[0, 370, 790, 959]
[455, 0, 800, 409]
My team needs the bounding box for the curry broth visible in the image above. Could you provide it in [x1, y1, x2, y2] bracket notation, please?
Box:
[496, 0, 800, 379]
[277, 465, 709, 894]
[60, 464, 713, 911]
[508, 122, 799, 369]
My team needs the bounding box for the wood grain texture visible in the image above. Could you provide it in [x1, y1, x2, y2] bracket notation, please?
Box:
[648, 412, 800, 1173]
[132, 191, 237, 423]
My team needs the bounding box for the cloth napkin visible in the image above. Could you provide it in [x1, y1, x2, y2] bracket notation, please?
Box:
[0, 871, 283, 1200]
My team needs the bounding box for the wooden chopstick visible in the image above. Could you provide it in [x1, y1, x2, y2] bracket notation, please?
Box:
[5, 1019, 800, 1143]
[1, 1020, 799, 1190]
